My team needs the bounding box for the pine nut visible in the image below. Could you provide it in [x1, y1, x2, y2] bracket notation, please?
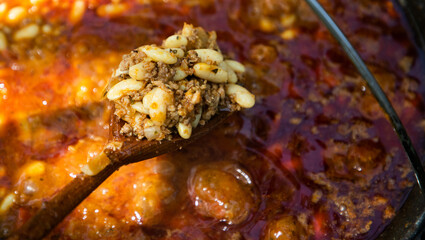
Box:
[96, 3, 128, 18]
[140, 46, 177, 64]
[194, 49, 223, 64]
[281, 28, 298, 40]
[144, 125, 161, 140]
[177, 122, 192, 139]
[131, 102, 149, 114]
[224, 60, 245, 73]
[163, 34, 188, 48]
[193, 63, 228, 83]
[69, 0, 86, 24]
[42, 24, 52, 34]
[226, 84, 255, 108]
[173, 67, 188, 81]
[107, 79, 144, 100]
[143, 87, 173, 124]
[129, 62, 147, 80]
[219, 62, 238, 83]
[81, 152, 111, 176]
[0, 3, 8, 21]
[0, 193, 14, 213]
[6, 6, 26, 25]
[192, 109, 203, 128]
[14, 24, 40, 41]
[167, 48, 184, 58]
[114, 68, 129, 77]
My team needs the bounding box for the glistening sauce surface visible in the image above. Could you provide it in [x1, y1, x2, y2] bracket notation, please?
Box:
[0, 0, 424, 239]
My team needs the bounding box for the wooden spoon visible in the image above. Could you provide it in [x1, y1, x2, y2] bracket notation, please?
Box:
[12, 105, 231, 240]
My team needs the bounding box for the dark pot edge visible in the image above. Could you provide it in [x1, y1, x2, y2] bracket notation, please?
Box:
[378, 0, 425, 239]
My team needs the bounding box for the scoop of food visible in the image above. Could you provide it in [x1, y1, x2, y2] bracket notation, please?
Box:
[13, 24, 256, 240]
[104, 23, 255, 141]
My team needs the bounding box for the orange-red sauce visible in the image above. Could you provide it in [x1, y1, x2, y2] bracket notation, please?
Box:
[0, 0, 424, 239]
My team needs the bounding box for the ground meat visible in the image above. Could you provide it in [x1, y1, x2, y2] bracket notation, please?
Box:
[156, 62, 174, 81]
[202, 84, 227, 121]
[180, 25, 219, 50]
[119, 50, 147, 71]
[323, 139, 386, 182]
[105, 23, 255, 140]
[306, 170, 402, 239]
[181, 50, 201, 68]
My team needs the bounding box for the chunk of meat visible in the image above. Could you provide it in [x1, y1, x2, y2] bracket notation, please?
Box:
[324, 139, 385, 181]
[262, 215, 308, 240]
[126, 174, 175, 226]
[188, 167, 256, 224]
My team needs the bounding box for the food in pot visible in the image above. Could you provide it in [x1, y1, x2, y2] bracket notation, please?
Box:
[0, 0, 423, 239]
[105, 23, 254, 140]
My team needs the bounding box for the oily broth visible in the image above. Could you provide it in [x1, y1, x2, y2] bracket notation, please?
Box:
[0, 0, 424, 239]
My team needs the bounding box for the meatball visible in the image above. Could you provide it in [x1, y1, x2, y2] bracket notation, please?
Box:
[188, 166, 257, 224]
[126, 174, 175, 226]
[63, 204, 121, 239]
[262, 215, 308, 240]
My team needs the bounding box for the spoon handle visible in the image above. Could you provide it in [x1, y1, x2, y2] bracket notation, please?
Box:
[12, 161, 121, 240]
